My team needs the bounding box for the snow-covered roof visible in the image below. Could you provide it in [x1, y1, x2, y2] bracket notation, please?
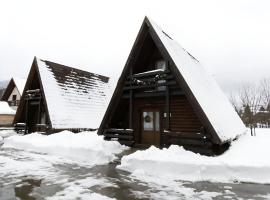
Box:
[36, 58, 111, 129]
[0, 101, 16, 115]
[13, 78, 26, 95]
[148, 18, 246, 142]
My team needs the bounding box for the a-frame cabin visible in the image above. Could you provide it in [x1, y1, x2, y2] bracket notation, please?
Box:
[14, 57, 110, 134]
[1, 77, 26, 110]
[98, 17, 246, 155]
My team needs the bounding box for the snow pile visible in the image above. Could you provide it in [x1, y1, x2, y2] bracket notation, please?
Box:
[148, 18, 246, 141]
[3, 131, 128, 166]
[119, 128, 270, 184]
[0, 101, 16, 115]
[0, 130, 17, 138]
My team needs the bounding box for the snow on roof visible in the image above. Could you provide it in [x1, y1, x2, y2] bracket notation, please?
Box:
[148, 18, 246, 142]
[36, 58, 111, 129]
[13, 78, 26, 95]
[0, 101, 16, 115]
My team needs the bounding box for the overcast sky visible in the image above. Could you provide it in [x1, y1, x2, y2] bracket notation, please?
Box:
[0, 0, 270, 95]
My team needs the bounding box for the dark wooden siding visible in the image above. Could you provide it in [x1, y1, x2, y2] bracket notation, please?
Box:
[132, 95, 205, 142]
[170, 96, 202, 133]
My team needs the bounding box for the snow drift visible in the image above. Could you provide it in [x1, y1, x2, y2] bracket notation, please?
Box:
[3, 131, 128, 166]
[0, 129, 17, 138]
[118, 128, 270, 184]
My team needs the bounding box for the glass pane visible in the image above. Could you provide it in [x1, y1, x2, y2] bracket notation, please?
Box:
[155, 112, 160, 131]
[143, 112, 154, 131]
[156, 60, 167, 91]
[156, 60, 166, 70]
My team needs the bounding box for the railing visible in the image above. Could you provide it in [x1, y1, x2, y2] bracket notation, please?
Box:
[8, 100, 20, 106]
[161, 130, 212, 147]
[25, 89, 42, 100]
[104, 128, 135, 146]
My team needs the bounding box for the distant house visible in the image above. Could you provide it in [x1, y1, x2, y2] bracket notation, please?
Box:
[14, 57, 110, 134]
[1, 78, 26, 110]
[0, 101, 16, 126]
[98, 17, 246, 155]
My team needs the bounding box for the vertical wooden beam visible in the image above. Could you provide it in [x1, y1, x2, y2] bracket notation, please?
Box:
[129, 68, 133, 129]
[165, 86, 170, 130]
[37, 98, 41, 131]
[25, 99, 28, 134]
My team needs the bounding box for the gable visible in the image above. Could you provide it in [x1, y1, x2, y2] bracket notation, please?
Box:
[1, 78, 15, 101]
[98, 17, 246, 144]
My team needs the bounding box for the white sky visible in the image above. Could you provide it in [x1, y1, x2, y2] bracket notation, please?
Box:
[0, 0, 270, 95]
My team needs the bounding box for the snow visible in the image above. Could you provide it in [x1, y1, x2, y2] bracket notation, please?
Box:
[13, 78, 26, 95]
[147, 18, 246, 142]
[45, 176, 117, 200]
[36, 58, 111, 129]
[133, 68, 165, 76]
[0, 129, 17, 138]
[0, 101, 16, 115]
[0, 136, 3, 145]
[3, 130, 128, 166]
[118, 128, 270, 184]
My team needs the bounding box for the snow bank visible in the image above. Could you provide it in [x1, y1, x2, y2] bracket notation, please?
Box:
[3, 131, 128, 166]
[0, 130, 17, 138]
[0, 101, 16, 115]
[119, 128, 270, 184]
[0, 136, 3, 145]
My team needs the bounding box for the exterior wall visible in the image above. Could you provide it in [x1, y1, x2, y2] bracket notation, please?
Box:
[132, 96, 205, 143]
[0, 114, 15, 126]
[7, 86, 21, 110]
[169, 97, 203, 133]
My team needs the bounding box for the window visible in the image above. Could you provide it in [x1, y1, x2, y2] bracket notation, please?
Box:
[156, 60, 167, 91]
[155, 111, 160, 131]
[12, 95, 17, 101]
[143, 111, 160, 131]
[143, 112, 154, 131]
[156, 60, 166, 70]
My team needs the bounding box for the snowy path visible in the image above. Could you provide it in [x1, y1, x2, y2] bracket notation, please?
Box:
[1, 147, 270, 200]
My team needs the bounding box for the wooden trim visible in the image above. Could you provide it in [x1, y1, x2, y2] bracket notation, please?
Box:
[123, 80, 176, 90]
[128, 69, 170, 79]
[122, 90, 184, 99]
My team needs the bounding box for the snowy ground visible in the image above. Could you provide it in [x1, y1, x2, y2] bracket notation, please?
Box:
[1, 130, 270, 200]
[119, 128, 270, 185]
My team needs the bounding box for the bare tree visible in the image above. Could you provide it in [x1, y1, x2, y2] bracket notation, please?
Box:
[239, 83, 262, 135]
[260, 78, 270, 108]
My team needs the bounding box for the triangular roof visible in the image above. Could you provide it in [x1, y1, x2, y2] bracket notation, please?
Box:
[15, 57, 110, 130]
[1, 78, 26, 101]
[98, 17, 246, 144]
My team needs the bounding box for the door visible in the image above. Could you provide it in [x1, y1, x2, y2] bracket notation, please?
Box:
[141, 109, 160, 145]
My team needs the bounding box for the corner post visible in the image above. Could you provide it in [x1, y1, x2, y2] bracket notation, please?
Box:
[129, 68, 133, 129]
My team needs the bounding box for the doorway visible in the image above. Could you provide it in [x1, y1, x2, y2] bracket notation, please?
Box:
[140, 109, 160, 146]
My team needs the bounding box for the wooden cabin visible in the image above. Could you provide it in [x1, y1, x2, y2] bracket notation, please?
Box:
[14, 57, 110, 134]
[98, 17, 246, 155]
[1, 78, 26, 110]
